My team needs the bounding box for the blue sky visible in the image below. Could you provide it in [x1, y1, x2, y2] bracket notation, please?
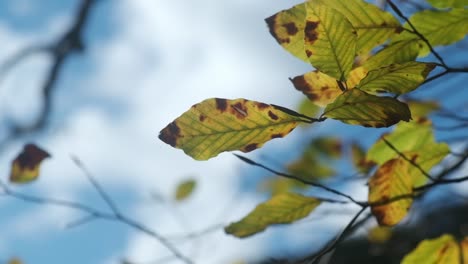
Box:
[0, 1, 467, 264]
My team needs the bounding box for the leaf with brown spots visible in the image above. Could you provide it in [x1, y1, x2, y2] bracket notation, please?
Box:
[401, 234, 460, 264]
[356, 62, 436, 95]
[291, 68, 366, 106]
[265, 3, 308, 62]
[315, 0, 402, 55]
[322, 89, 411, 127]
[366, 120, 449, 187]
[9, 144, 51, 184]
[224, 193, 321, 238]
[368, 158, 413, 226]
[304, 0, 357, 81]
[159, 98, 310, 160]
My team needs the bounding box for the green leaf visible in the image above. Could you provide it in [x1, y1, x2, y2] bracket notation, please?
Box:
[265, 3, 308, 62]
[225, 193, 321, 238]
[174, 179, 197, 201]
[402, 234, 460, 264]
[428, 0, 468, 8]
[322, 89, 411, 127]
[361, 40, 421, 72]
[258, 177, 307, 195]
[368, 158, 413, 226]
[159, 98, 309, 160]
[297, 97, 321, 118]
[315, 0, 402, 55]
[393, 9, 468, 56]
[357, 62, 436, 95]
[287, 156, 336, 180]
[304, 0, 357, 81]
[10, 144, 51, 184]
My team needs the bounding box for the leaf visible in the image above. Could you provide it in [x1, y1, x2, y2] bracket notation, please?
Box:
[311, 137, 342, 159]
[287, 157, 336, 180]
[297, 97, 321, 118]
[291, 68, 366, 106]
[304, 0, 357, 81]
[225, 193, 321, 238]
[366, 120, 450, 187]
[428, 0, 468, 8]
[265, 3, 308, 62]
[401, 234, 460, 264]
[258, 177, 307, 195]
[461, 237, 468, 263]
[357, 62, 436, 95]
[368, 158, 413, 226]
[393, 9, 468, 56]
[174, 179, 197, 201]
[351, 142, 376, 174]
[8, 258, 23, 264]
[159, 98, 309, 160]
[9, 144, 51, 184]
[322, 89, 411, 127]
[367, 226, 393, 243]
[316, 0, 402, 54]
[361, 40, 421, 72]
[407, 100, 440, 118]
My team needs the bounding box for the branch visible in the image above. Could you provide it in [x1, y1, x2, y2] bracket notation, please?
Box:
[233, 154, 365, 207]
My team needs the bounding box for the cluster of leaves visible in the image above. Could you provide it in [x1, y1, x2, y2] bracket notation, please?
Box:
[158, 0, 468, 262]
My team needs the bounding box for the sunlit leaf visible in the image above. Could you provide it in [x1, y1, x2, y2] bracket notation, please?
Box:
[322, 89, 411, 127]
[291, 68, 366, 106]
[9, 144, 51, 184]
[159, 98, 309, 160]
[393, 9, 468, 56]
[225, 193, 321, 238]
[361, 40, 421, 72]
[461, 237, 468, 263]
[405, 143, 450, 187]
[304, 0, 357, 81]
[367, 226, 393, 243]
[368, 159, 413, 226]
[351, 142, 376, 174]
[315, 0, 402, 54]
[428, 0, 468, 8]
[407, 100, 440, 118]
[357, 62, 436, 95]
[401, 234, 460, 264]
[174, 179, 197, 201]
[265, 3, 308, 62]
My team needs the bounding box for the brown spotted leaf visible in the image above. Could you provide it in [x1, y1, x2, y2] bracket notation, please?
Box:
[316, 0, 402, 55]
[9, 144, 51, 184]
[351, 142, 375, 174]
[357, 62, 436, 95]
[159, 98, 309, 160]
[265, 3, 308, 62]
[401, 234, 460, 264]
[291, 68, 366, 106]
[368, 158, 413, 226]
[304, 0, 357, 81]
[322, 89, 411, 127]
[225, 193, 321, 238]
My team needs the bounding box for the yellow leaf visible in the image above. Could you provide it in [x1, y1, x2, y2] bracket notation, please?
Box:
[8, 258, 23, 264]
[265, 3, 308, 62]
[393, 9, 468, 56]
[460, 237, 468, 264]
[357, 62, 436, 95]
[322, 89, 411, 127]
[174, 179, 196, 201]
[225, 193, 321, 238]
[351, 142, 375, 174]
[159, 98, 309, 160]
[297, 97, 321, 118]
[315, 0, 402, 55]
[407, 100, 440, 118]
[401, 234, 460, 264]
[304, 0, 357, 81]
[9, 144, 51, 184]
[367, 226, 393, 243]
[428, 0, 468, 8]
[368, 159, 413, 226]
[291, 67, 365, 106]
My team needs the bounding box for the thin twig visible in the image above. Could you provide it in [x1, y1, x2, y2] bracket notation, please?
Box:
[234, 154, 365, 207]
